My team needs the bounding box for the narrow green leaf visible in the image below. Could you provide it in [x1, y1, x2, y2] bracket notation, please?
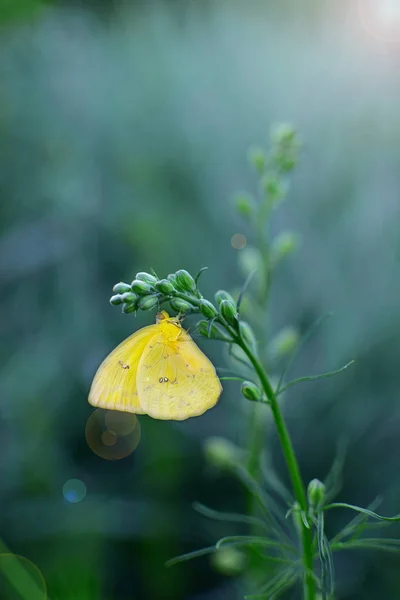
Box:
[276, 312, 334, 394]
[323, 436, 348, 503]
[316, 512, 335, 599]
[234, 465, 295, 547]
[165, 545, 217, 567]
[329, 497, 382, 544]
[193, 502, 268, 532]
[276, 361, 355, 396]
[216, 535, 296, 556]
[245, 567, 299, 599]
[220, 376, 248, 383]
[331, 540, 400, 554]
[324, 502, 400, 522]
[237, 269, 257, 312]
[195, 266, 208, 288]
[228, 343, 252, 369]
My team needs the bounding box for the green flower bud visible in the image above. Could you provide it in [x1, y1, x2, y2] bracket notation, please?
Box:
[109, 294, 124, 306]
[122, 303, 137, 314]
[271, 231, 300, 265]
[234, 192, 254, 220]
[170, 298, 195, 313]
[239, 321, 257, 351]
[219, 299, 238, 327]
[135, 272, 158, 285]
[197, 320, 232, 342]
[241, 381, 262, 402]
[215, 290, 235, 307]
[174, 269, 196, 292]
[113, 282, 132, 294]
[269, 326, 299, 359]
[121, 292, 137, 304]
[261, 174, 286, 205]
[271, 124, 300, 173]
[247, 145, 266, 174]
[155, 279, 175, 294]
[237, 246, 263, 280]
[167, 273, 178, 284]
[138, 294, 159, 311]
[199, 299, 218, 319]
[212, 547, 246, 576]
[307, 479, 325, 509]
[203, 436, 239, 470]
[131, 279, 154, 295]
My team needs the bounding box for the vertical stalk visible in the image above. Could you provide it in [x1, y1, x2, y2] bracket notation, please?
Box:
[239, 339, 316, 600]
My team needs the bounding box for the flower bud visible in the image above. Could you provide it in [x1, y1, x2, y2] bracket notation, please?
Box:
[271, 231, 300, 265]
[113, 282, 132, 294]
[269, 326, 299, 359]
[138, 295, 159, 311]
[121, 292, 137, 304]
[261, 174, 286, 205]
[109, 294, 124, 306]
[212, 547, 246, 576]
[234, 192, 254, 220]
[203, 436, 239, 470]
[199, 299, 218, 319]
[170, 298, 195, 313]
[241, 381, 262, 402]
[197, 320, 232, 342]
[307, 479, 325, 509]
[215, 290, 235, 307]
[131, 279, 154, 295]
[239, 321, 257, 350]
[247, 145, 266, 174]
[155, 279, 175, 295]
[122, 303, 137, 314]
[135, 272, 158, 285]
[219, 299, 238, 327]
[174, 269, 196, 292]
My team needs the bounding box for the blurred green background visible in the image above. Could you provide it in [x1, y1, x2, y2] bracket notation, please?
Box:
[1, 0, 400, 598]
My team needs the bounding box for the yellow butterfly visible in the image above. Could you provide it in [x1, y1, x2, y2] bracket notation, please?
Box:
[88, 310, 222, 420]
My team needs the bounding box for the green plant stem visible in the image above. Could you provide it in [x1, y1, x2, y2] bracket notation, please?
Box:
[238, 338, 316, 600]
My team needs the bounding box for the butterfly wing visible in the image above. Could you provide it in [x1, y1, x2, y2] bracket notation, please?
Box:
[136, 329, 222, 420]
[88, 325, 159, 414]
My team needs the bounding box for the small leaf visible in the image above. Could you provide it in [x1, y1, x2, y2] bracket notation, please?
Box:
[216, 535, 295, 556]
[276, 312, 334, 394]
[195, 266, 208, 287]
[331, 539, 400, 554]
[276, 361, 355, 396]
[323, 436, 348, 503]
[324, 502, 400, 521]
[165, 545, 217, 567]
[244, 567, 299, 599]
[330, 497, 383, 544]
[193, 502, 268, 532]
[237, 270, 257, 313]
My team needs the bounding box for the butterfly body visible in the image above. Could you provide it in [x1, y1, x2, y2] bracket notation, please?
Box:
[89, 311, 222, 420]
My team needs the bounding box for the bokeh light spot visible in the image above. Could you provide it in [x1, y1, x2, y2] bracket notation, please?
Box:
[231, 233, 247, 250]
[0, 554, 47, 600]
[62, 479, 87, 503]
[101, 429, 118, 446]
[85, 409, 141, 460]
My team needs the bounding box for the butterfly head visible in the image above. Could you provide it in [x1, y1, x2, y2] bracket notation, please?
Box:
[156, 310, 182, 328]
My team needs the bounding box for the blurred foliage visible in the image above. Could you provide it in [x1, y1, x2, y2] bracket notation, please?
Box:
[1, 0, 400, 599]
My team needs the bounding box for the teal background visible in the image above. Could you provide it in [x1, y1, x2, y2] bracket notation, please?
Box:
[1, 1, 400, 598]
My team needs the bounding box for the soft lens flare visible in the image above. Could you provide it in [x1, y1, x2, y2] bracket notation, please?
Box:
[359, 0, 400, 42]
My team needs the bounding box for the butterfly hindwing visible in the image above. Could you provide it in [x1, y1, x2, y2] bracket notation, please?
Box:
[136, 326, 222, 420]
[88, 324, 159, 414]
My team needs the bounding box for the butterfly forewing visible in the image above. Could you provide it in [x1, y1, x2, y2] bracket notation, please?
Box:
[136, 327, 222, 420]
[88, 325, 159, 414]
